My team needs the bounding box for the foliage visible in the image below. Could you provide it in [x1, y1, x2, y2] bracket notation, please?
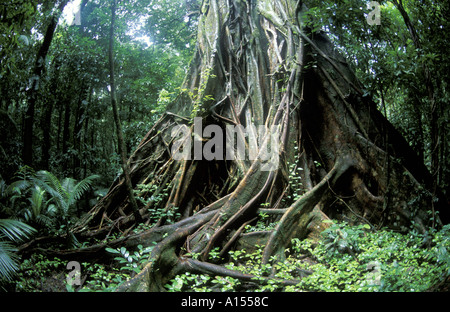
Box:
[244, 211, 277, 233]
[320, 220, 371, 256]
[0, 219, 35, 283]
[22, 184, 56, 229]
[303, 0, 450, 192]
[73, 244, 154, 292]
[9, 219, 450, 292]
[31, 170, 98, 245]
[1, 167, 98, 244]
[165, 222, 450, 292]
[179, 65, 216, 119]
[0, 1, 37, 79]
[15, 254, 66, 292]
[286, 146, 305, 203]
[134, 182, 181, 225]
[0, 0, 196, 184]
[105, 244, 154, 276]
[1, 0, 450, 294]
[77, 262, 130, 292]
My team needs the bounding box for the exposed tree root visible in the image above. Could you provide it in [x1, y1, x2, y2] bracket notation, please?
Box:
[42, 0, 449, 292]
[262, 155, 355, 264]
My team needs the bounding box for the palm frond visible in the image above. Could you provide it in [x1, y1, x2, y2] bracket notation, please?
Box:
[61, 177, 76, 194]
[0, 219, 35, 243]
[46, 204, 58, 216]
[36, 170, 67, 199]
[5, 179, 31, 196]
[0, 219, 35, 282]
[29, 186, 45, 218]
[0, 240, 20, 282]
[33, 171, 68, 215]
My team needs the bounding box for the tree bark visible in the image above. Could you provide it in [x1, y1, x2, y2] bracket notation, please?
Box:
[74, 0, 448, 291]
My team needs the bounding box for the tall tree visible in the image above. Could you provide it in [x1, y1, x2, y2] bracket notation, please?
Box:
[72, 0, 449, 291]
[391, 0, 440, 202]
[108, 0, 143, 224]
[22, 0, 69, 166]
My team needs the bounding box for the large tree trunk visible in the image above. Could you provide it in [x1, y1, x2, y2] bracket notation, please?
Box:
[74, 0, 448, 291]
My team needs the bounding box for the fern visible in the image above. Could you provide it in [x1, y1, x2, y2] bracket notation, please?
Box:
[68, 175, 100, 207]
[34, 171, 67, 214]
[25, 186, 55, 229]
[31, 171, 99, 247]
[33, 171, 99, 223]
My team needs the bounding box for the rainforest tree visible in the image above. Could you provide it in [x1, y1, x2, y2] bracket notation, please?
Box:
[1, 0, 449, 292]
[69, 0, 449, 291]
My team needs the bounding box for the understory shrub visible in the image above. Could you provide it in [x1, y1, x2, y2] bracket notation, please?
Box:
[166, 222, 450, 292]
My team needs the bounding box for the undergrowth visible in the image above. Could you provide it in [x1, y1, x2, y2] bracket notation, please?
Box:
[166, 221, 450, 292]
[13, 221, 450, 292]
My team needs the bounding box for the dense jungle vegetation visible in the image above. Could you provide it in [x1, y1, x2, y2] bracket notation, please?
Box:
[0, 0, 449, 293]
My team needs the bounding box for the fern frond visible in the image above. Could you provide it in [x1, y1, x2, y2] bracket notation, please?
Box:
[33, 171, 68, 215]
[68, 175, 99, 207]
[35, 214, 56, 228]
[36, 170, 67, 200]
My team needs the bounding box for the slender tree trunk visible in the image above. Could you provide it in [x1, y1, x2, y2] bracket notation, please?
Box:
[72, 85, 88, 179]
[41, 58, 61, 170]
[108, 0, 143, 224]
[62, 95, 71, 172]
[22, 0, 68, 166]
[392, 0, 439, 196]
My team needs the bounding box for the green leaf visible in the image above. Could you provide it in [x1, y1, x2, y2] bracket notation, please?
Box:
[0, 219, 36, 242]
[105, 247, 120, 254]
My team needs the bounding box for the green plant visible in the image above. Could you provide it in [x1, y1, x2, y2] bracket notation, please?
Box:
[0, 219, 36, 284]
[166, 221, 450, 292]
[32, 170, 99, 246]
[1, 168, 57, 233]
[244, 211, 277, 233]
[106, 244, 154, 276]
[296, 221, 450, 292]
[80, 263, 130, 292]
[286, 147, 304, 203]
[134, 182, 180, 225]
[1, 168, 99, 240]
[1, 166, 36, 218]
[179, 65, 216, 119]
[16, 255, 66, 291]
[23, 185, 56, 230]
[320, 220, 371, 257]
